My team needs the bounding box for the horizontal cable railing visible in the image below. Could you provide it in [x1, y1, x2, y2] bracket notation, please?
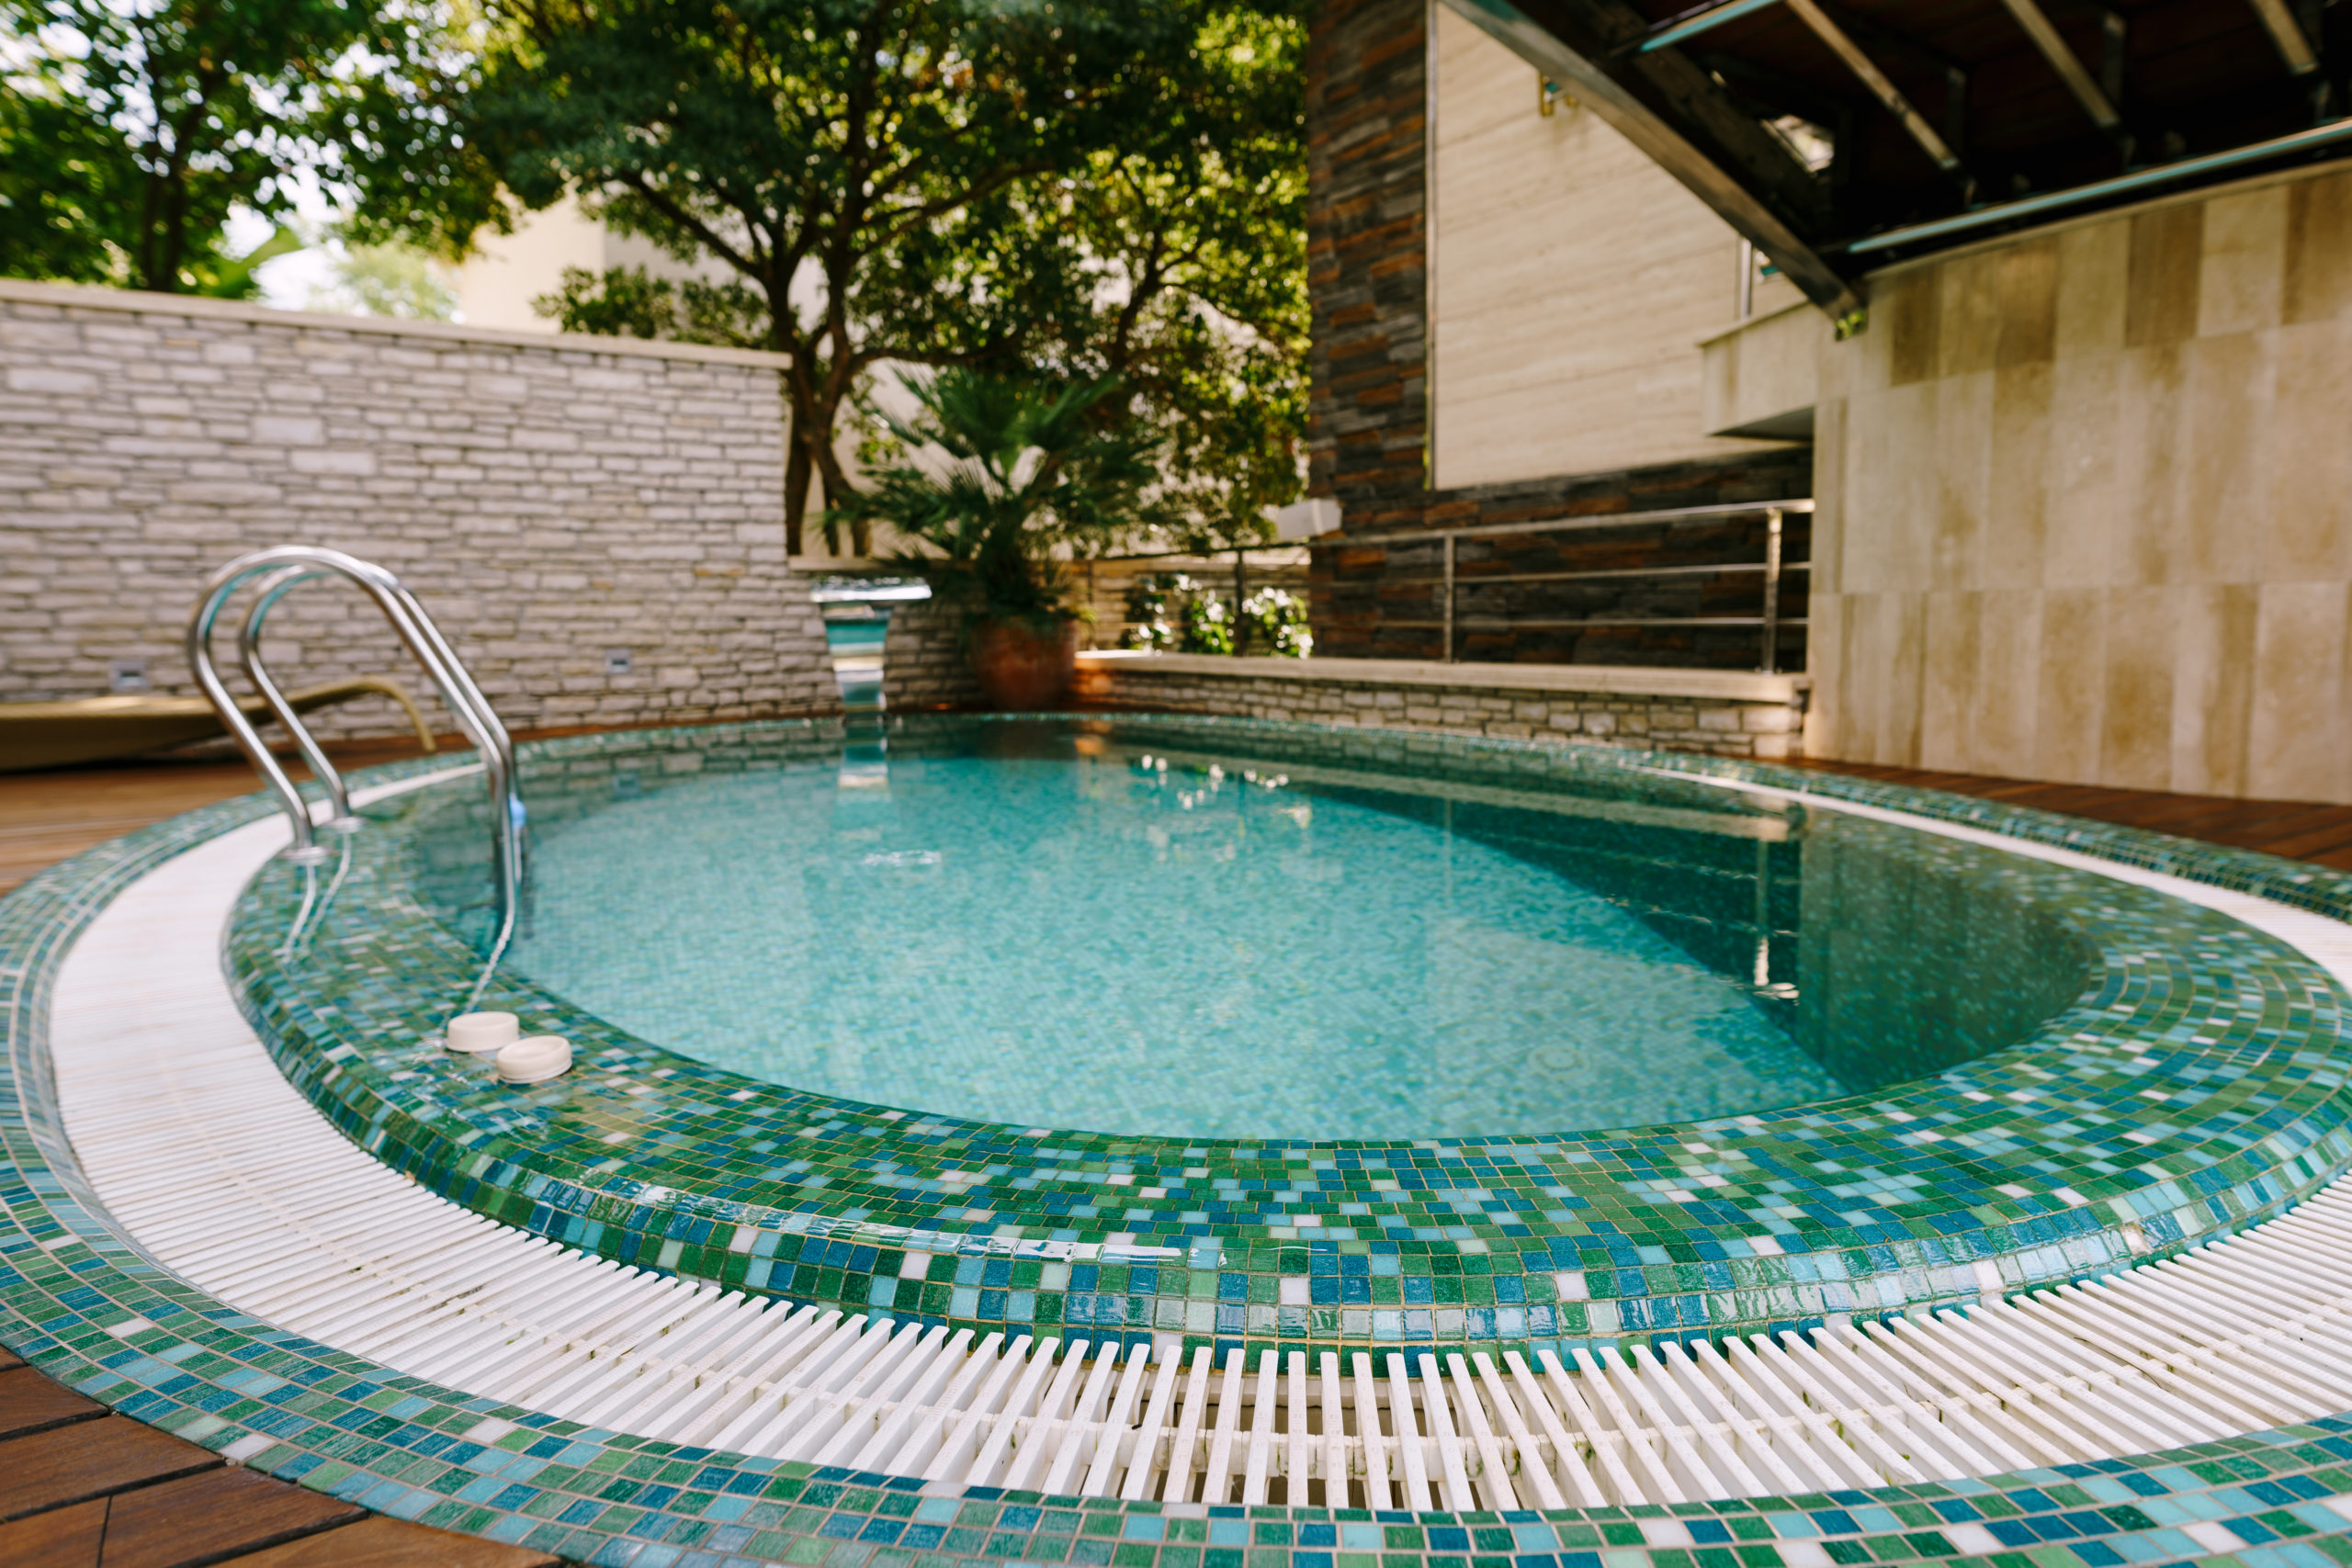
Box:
[1321, 501, 1811, 673]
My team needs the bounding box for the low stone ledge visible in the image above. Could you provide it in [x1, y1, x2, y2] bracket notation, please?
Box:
[1073, 651, 1809, 760]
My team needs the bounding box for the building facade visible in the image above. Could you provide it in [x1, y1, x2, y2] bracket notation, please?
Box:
[1305, 0, 2352, 802]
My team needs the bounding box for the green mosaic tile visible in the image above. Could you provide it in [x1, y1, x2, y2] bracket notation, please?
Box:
[223, 716, 2352, 1368]
[2, 716, 2351, 1563]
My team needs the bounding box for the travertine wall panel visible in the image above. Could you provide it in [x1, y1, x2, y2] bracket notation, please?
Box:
[1810, 161, 2352, 804]
[0, 280, 838, 742]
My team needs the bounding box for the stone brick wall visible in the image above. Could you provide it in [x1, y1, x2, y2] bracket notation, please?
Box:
[0, 278, 837, 743]
[1073, 653, 1805, 759]
[878, 597, 982, 710]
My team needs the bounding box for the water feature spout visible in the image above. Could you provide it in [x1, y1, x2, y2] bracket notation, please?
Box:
[810, 578, 932, 718]
[811, 578, 931, 799]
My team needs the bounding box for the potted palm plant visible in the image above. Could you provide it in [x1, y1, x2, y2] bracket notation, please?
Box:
[830, 367, 1159, 710]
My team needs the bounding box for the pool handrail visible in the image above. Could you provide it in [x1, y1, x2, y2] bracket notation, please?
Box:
[238, 567, 360, 830]
[187, 547, 524, 1007]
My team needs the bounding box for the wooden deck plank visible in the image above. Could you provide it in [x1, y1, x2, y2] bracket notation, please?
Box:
[0, 1495, 107, 1568]
[2243, 821, 2352, 861]
[1790, 758, 2352, 865]
[214, 1515, 565, 1568]
[0, 762, 277, 897]
[93, 1467, 364, 1568]
[0, 1416, 220, 1523]
[0, 1365, 106, 1440]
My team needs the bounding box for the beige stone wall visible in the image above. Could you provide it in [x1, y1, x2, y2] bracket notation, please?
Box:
[0, 279, 840, 742]
[1075, 658, 1804, 759]
[1428, 5, 1800, 489]
[878, 597, 982, 710]
[1809, 161, 2352, 804]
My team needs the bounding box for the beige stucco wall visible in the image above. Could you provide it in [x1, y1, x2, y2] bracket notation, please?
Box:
[453, 195, 728, 334]
[1427, 5, 1799, 488]
[1808, 160, 2352, 804]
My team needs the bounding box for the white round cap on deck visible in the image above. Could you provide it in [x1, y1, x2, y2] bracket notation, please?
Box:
[446, 1011, 519, 1055]
[495, 1034, 572, 1084]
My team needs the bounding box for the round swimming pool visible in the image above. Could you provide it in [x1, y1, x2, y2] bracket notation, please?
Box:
[24, 718, 2352, 1552]
[403, 716, 2089, 1140]
[227, 713, 2352, 1362]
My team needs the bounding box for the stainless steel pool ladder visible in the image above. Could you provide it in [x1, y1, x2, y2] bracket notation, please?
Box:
[187, 547, 525, 1002]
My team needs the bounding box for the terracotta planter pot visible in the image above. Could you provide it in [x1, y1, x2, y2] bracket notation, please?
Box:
[970, 618, 1080, 710]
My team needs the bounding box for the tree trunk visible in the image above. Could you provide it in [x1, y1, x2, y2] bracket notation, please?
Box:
[783, 433, 813, 558]
[805, 392, 865, 556]
[820, 467, 870, 557]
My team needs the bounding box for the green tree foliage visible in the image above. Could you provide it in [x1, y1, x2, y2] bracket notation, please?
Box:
[0, 0, 434, 293]
[1036, 5, 1308, 556]
[310, 235, 456, 317]
[838, 367, 1163, 631]
[1123, 572, 1310, 657]
[358, 0, 1306, 555]
[536, 265, 769, 350]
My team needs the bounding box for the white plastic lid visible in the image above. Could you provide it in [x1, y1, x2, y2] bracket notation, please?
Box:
[446, 1011, 519, 1055]
[495, 1034, 572, 1085]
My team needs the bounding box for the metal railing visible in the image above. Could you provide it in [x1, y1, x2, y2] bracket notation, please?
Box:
[1080, 546, 1314, 653]
[1337, 500, 1810, 673]
[187, 547, 524, 1008]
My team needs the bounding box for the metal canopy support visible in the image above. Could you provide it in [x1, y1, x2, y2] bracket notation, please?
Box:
[1845, 114, 2352, 254]
[1443, 0, 1866, 322]
[2247, 0, 2321, 74]
[2099, 7, 2127, 102]
[1996, 0, 2124, 132]
[1635, 0, 1780, 53]
[1782, 0, 1971, 187]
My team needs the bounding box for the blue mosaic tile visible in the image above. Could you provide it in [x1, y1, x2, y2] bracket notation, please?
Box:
[3, 716, 2352, 1562]
[223, 716, 2352, 1364]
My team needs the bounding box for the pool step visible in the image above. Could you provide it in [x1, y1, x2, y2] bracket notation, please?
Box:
[46, 800, 2352, 1508]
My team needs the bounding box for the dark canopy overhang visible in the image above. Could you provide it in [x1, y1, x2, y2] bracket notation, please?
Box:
[1443, 0, 2350, 323]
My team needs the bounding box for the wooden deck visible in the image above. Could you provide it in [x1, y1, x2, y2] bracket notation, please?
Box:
[0, 1348, 556, 1568]
[1782, 759, 2352, 872]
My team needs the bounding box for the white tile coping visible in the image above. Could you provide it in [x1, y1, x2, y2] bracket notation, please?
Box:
[1075, 650, 1809, 704]
[0, 276, 793, 371]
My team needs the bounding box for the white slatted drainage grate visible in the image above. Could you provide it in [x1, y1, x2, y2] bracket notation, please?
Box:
[45, 777, 2352, 1509]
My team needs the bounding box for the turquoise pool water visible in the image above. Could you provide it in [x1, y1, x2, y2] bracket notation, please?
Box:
[437, 717, 2086, 1140]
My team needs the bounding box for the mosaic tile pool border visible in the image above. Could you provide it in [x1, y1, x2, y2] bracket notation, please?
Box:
[221, 716, 2352, 1368]
[0, 721, 2350, 1562]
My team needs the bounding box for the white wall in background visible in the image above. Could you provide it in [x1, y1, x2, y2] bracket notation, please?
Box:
[1428, 5, 1799, 488]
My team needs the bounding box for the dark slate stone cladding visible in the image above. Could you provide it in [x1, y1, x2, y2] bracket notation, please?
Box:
[1307, 0, 1432, 527]
[1315, 464, 1816, 669]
